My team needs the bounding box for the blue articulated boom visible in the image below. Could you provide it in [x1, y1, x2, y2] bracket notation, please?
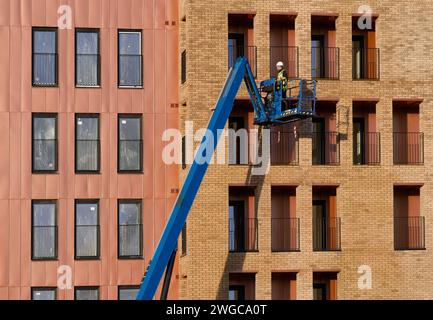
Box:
[136, 57, 317, 300]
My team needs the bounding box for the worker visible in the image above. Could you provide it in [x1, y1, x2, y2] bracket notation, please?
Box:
[276, 61, 288, 99]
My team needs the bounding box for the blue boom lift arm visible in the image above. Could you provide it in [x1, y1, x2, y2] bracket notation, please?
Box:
[136, 57, 316, 300]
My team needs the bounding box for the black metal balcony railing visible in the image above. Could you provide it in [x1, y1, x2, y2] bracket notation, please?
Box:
[312, 132, 340, 165]
[32, 139, 58, 172]
[352, 48, 380, 80]
[228, 45, 257, 77]
[270, 131, 299, 165]
[75, 225, 100, 258]
[271, 218, 300, 252]
[118, 139, 143, 172]
[353, 132, 381, 165]
[270, 46, 299, 78]
[32, 226, 58, 259]
[118, 54, 143, 87]
[229, 218, 258, 252]
[76, 139, 100, 172]
[394, 216, 425, 250]
[33, 53, 58, 86]
[393, 132, 424, 165]
[118, 224, 143, 257]
[311, 47, 339, 80]
[76, 53, 100, 86]
[313, 217, 341, 251]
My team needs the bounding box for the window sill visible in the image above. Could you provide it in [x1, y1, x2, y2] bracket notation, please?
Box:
[118, 256, 144, 260]
[118, 85, 143, 89]
[31, 257, 58, 261]
[76, 85, 101, 89]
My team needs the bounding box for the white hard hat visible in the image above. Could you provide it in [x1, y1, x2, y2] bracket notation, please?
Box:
[276, 61, 284, 67]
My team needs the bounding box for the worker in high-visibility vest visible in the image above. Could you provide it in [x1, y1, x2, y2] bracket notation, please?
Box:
[276, 61, 288, 99]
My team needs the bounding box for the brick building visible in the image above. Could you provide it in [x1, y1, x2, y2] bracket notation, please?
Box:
[178, 0, 433, 299]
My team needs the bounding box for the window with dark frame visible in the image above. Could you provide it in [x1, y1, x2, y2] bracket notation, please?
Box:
[75, 201, 100, 259]
[32, 28, 58, 86]
[32, 114, 58, 172]
[75, 114, 100, 172]
[118, 200, 143, 258]
[74, 287, 99, 300]
[31, 287, 57, 300]
[181, 223, 187, 255]
[118, 286, 140, 300]
[181, 50, 186, 84]
[76, 29, 100, 87]
[32, 201, 57, 260]
[118, 30, 142, 87]
[118, 115, 143, 172]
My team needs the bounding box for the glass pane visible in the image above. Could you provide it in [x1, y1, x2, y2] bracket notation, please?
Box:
[119, 224, 141, 256]
[33, 203, 55, 226]
[76, 226, 98, 257]
[119, 32, 141, 55]
[119, 288, 139, 300]
[75, 288, 99, 300]
[119, 202, 141, 225]
[119, 55, 142, 86]
[76, 32, 98, 54]
[76, 117, 99, 170]
[76, 203, 98, 225]
[76, 32, 99, 86]
[33, 30, 56, 85]
[33, 140, 56, 171]
[33, 117, 56, 139]
[33, 227, 56, 258]
[32, 289, 56, 300]
[33, 30, 56, 53]
[119, 140, 141, 171]
[119, 117, 140, 140]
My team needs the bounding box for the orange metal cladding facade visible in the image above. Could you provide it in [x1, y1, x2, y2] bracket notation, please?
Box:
[0, 0, 179, 299]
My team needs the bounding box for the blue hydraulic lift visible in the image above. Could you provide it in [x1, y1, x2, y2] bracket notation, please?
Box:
[136, 57, 317, 300]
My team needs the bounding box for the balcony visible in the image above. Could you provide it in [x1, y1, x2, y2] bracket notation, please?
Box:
[393, 132, 424, 165]
[353, 132, 381, 165]
[352, 48, 380, 80]
[229, 218, 258, 252]
[312, 132, 340, 165]
[270, 46, 299, 78]
[394, 217, 425, 250]
[311, 47, 339, 80]
[271, 218, 300, 252]
[228, 45, 257, 77]
[313, 217, 341, 251]
[270, 131, 298, 165]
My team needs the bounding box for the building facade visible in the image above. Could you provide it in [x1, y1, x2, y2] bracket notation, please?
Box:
[179, 0, 433, 299]
[0, 0, 179, 299]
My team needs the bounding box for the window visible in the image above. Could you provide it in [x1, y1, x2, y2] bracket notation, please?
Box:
[181, 223, 187, 255]
[118, 30, 142, 87]
[118, 115, 142, 172]
[75, 201, 100, 259]
[118, 200, 142, 258]
[228, 286, 245, 300]
[32, 28, 58, 86]
[181, 50, 186, 84]
[32, 114, 58, 172]
[75, 114, 100, 172]
[118, 286, 140, 300]
[32, 288, 56, 300]
[76, 29, 100, 87]
[75, 287, 99, 300]
[32, 201, 57, 260]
